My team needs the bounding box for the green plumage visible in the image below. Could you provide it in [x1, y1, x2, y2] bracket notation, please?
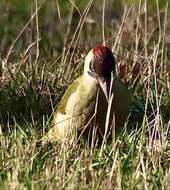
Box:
[57, 76, 82, 114]
[43, 74, 98, 143]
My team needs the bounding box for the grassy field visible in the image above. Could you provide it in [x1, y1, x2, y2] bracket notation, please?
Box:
[0, 0, 170, 189]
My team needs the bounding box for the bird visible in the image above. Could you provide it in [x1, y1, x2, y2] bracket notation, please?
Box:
[43, 46, 130, 144]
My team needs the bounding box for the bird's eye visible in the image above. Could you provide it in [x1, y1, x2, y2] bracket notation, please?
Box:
[90, 61, 95, 72]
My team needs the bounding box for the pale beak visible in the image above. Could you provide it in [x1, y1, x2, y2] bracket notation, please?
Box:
[97, 77, 110, 102]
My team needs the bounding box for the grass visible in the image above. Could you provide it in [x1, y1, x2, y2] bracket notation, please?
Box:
[0, 0, 170, 189]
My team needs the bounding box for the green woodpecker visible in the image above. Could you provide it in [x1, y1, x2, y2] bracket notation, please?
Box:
[43, 46, 130, 143]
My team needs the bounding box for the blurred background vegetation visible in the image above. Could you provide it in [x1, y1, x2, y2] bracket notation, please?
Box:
[0, 0, 169, 57]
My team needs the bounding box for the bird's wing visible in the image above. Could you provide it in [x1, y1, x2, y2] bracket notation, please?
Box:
[57, 75, 83, 114]
[43, 75, 97, 143]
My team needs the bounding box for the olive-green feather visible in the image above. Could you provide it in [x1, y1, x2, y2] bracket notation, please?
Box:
[42, 75, 98, 143]
[57, 75, 83, 114]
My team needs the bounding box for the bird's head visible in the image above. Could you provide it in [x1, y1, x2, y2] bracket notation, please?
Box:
[84, 46, 116, 101]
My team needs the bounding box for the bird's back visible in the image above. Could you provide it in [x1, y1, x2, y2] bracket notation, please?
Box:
[45, 75, 98, 142]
